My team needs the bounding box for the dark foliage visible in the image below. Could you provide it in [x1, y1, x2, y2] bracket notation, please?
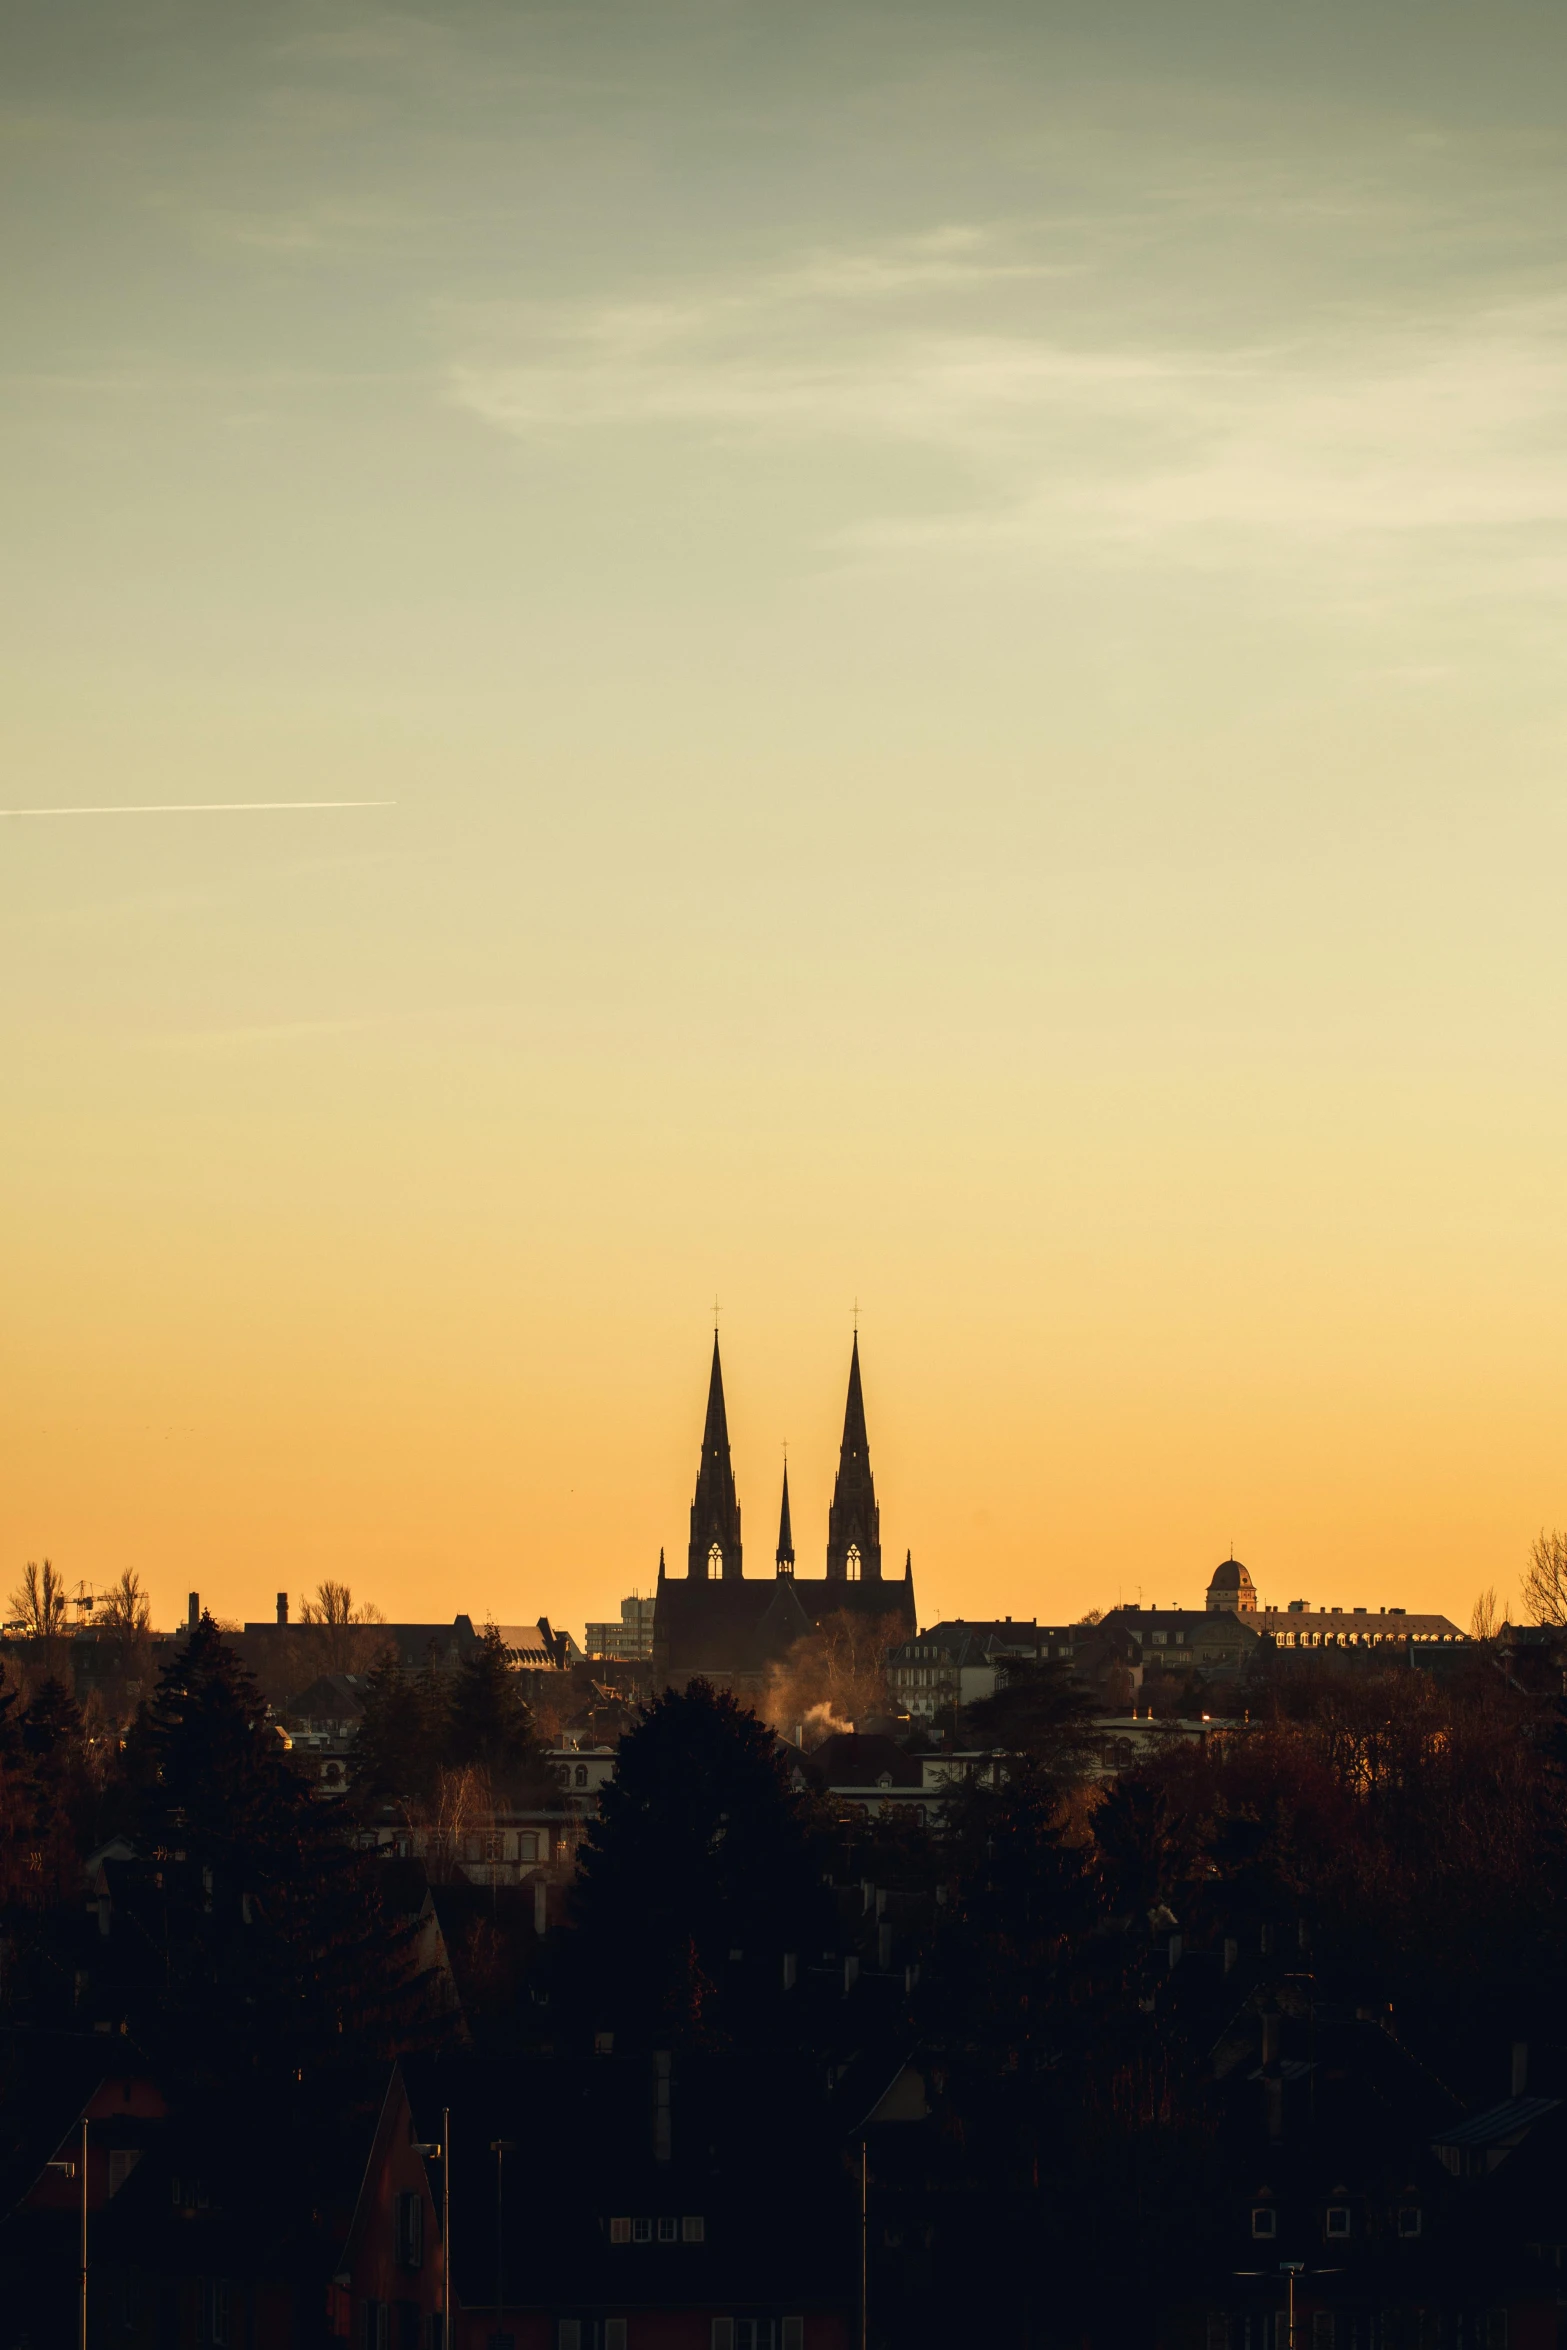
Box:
[567, 1680, 832, 2047]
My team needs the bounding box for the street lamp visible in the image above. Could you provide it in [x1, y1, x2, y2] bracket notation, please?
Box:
[1282, 2260, 1304, 2350]
[47, 2121, 88, 2350]
[413, 2118, 450, 2350]
[490, 2139, 517, 2322]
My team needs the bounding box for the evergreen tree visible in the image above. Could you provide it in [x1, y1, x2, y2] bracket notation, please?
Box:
[569, 1680, 830, 2046]
[444, 1626, 555, 1798]
[124, 1615, 438, 2079]
[350, 1643, 443, 1804]
[20, 1675, 84, 1762]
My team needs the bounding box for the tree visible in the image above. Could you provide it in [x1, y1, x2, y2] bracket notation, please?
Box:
[570, 1681, 831, 2046]
[299, 1581, 386, 1675]
[1470, 1586, 1501, 1641]
[126, 1616, 436, 2077]
[8, 1559, 66, 1640]
[351, 1644, 445, 1804]
[964, 1658, 1098, 1783]
[20, 1676, 83, 1762]
[444, 1627, 554, 1799]
[1522, 1532, 1567, 1627]
[768, 1608, 905, 1734]
[98, 1569, 152, 1635]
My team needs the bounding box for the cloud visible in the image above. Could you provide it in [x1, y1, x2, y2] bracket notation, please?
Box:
[446, 227, 1567, 582]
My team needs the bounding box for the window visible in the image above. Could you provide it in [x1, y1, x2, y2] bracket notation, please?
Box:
[609, 2217, 631, 2244]
[396, 2191, 424, 2270]
[1326, 2207, 1351, 2239]
[518, 1832, 540, 1863]
[712, 2326, 734, 2350]
[605, 2327, 627, 2350]
[482, 1833, 505, 1862]
[1251, 2207, 1278, 2239]
[575, 1765, 588, 1789]
[682, 2216, 705, 2243]
[1398, 2208, 1422, 2239]
[108, 2148, 141, 2197]
[709, 1545, 724, 1575]
[1314, 2318, 1335, 2350]
[845, 1545, 862, 1581]
[559, 2327, 581, 2350]
[657, 2216, 677, 2242]
[783, 2326, 804, 2350]
[632, 2218, 652, 2244]
[363, 2307, 388, 2350]
[206, 2282, 230, 2347]
[1484, 2315, 1508, 2350]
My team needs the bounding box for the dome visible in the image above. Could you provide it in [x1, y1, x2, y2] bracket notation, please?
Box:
[1207, 1555, 1258, 1613]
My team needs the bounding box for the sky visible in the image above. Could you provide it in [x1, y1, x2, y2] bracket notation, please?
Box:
[3, 0, 1567, 1640]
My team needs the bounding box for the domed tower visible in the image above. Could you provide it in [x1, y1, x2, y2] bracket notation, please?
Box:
[1206, 1556, 1257, 1614]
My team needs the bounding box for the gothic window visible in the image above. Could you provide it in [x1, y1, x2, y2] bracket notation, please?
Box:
[708, 1544, 724, 1576]
[846, 1545, 862, 1581]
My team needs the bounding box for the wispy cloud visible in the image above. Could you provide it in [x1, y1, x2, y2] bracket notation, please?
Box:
[447, 226, 1567, 582]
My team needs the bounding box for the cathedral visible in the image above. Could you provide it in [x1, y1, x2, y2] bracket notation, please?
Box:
[651, 1332, 918, 1697]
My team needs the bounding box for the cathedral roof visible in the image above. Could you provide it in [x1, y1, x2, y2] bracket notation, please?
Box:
[1208, 1556, 1255, 1592]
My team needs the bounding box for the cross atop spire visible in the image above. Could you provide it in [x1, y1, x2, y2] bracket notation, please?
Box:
[688, 1331, 742, 1580]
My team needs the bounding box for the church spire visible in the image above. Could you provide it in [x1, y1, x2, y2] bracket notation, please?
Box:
[776, 1461, 795, 1575]
[825, 1331, 882, 1581]
[688, 1331, 743, 1580]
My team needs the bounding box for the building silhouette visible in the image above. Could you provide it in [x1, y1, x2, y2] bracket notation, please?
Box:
[652, 1334, 916, 1697]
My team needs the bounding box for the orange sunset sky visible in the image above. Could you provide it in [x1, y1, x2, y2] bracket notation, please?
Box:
[4, 0, 1567, 1641]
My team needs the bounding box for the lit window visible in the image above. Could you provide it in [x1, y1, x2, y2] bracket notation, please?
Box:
[605, 2325, 627, 2350]
[682, 2216, 705, 2242]
[1326, 2207, 1351, 2238]
[846, 1545, 862, 1581]
[783, 2325, 804, 2350]
[1251, 2207, 1278, 2239]
[609, 2217, 631, 2245]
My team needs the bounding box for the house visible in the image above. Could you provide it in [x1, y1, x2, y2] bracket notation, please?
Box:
[886, 1618, 1079, 1721]
[338, 2053, 857, 2348]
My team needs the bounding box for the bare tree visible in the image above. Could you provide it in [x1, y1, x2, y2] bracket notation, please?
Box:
[1522, 1532, 1567, 1628]
[7, 1559, 67, 1640]
[98, 1569, 152, 1636]
[299, 1582, 387, 1675]
[766, 1609, 905, 1738]
[299, 1581, 385, 1629]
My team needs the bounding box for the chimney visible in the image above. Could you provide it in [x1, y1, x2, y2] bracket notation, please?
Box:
[187, 1592, 199, 1630]
[1512, 2040, 1529, 2099]
[276, 1592, 289, 1628]
[652, 2051, 672, 2165]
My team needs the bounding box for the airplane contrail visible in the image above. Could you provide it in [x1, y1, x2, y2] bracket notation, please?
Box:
[0, 800, 396, 816]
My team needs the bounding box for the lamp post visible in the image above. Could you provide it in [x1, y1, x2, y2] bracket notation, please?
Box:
[490, 2139, 517, 2322]
[1282, 2260, 1304, 2350]
[46, 2132, 87, 2350]
[413, 2121, 450, 2350]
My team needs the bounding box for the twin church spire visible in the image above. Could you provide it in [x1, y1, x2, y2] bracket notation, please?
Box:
[678, 1330, 890, 1585]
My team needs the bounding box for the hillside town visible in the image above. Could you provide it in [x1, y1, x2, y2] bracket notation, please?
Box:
[4, 1339, 1562, 2350]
